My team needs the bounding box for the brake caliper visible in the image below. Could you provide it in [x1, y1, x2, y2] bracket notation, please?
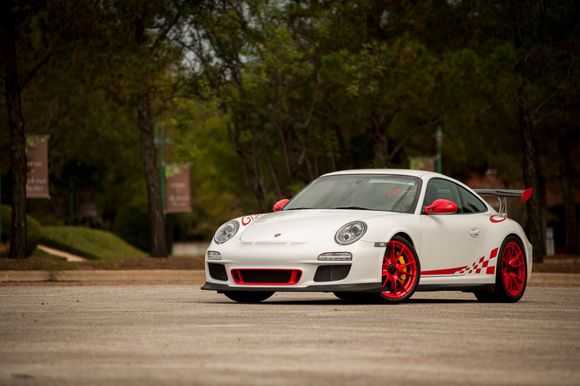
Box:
[399, 255, 407, 281]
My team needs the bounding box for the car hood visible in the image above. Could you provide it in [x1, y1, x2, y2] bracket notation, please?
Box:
[238, 209, 400, 244]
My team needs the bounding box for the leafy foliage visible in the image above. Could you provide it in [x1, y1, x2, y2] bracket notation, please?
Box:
[1, 0, 578, 245]
[112, 203, 151, 252]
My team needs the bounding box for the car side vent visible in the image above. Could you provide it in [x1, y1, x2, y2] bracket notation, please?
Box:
[208, 263, 228, 281]
[313, 265, 351, 282]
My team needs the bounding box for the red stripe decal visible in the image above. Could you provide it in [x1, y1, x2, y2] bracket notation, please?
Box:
[490, 247, 499, 259]
[421, 266, 467, 276]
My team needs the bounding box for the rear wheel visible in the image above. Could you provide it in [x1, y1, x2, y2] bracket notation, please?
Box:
[474, 235, 527, 303]
[223, 291, 274, 303]
[375, 236, 420, 304]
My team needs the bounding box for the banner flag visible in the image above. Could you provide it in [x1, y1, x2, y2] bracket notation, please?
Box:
[26, 135, 50, 198]
[166, 163, 191, 213]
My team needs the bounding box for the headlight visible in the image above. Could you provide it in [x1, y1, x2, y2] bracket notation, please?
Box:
[335, 221, 367, 245]
[213, 220, 240, 244]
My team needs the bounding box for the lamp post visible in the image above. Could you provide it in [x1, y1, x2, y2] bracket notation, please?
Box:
[154, 123, 173, 217]
[155, 123, 166, 216]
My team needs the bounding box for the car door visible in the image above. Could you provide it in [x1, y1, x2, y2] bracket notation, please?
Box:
[419, 178, 486, 274]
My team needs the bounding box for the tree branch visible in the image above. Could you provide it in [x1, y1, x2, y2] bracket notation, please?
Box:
[531, 59, 574, 123]
[149, 0, 188, 53]
[20, 51, 52, 89]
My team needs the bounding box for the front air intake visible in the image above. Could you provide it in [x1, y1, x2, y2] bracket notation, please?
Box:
[231, 269, 302, 285]
[208, 263, 228, 281]
[313, 265, 351, 282]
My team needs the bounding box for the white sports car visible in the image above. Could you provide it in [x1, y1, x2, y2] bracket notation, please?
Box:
[202, 169, 533, 304]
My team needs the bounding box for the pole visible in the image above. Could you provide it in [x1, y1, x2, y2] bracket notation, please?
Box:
[160, 124, 166, 217]
[154, 123, 166, 217]
[436, 125, 443, 173]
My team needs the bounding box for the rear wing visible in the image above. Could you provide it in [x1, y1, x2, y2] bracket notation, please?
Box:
[473, 188, 533, 217]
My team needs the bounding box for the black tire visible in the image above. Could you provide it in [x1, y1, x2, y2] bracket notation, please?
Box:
[472, 291, 496, 302]
[474, 235, 527, 303]
[374, 235, 421, 304]
[223, 291, 275, 303]
[333, 292, 374, 303]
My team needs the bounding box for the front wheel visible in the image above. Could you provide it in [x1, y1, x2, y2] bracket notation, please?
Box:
[374, 236, 420, 304]
[474, 235, 527, 303]
[223, 291, 275, 303]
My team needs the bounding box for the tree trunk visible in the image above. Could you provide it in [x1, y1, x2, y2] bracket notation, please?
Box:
[249, 125, 268, 212]
[512, 1, 544, 262]
[137, 89, 168, 257]
[517, 84, 545, 262]
[134, 10, 167, 257]
[558, 139, 579, 255]
[1, 0, 27, 259]
[370, 111, 388, 167]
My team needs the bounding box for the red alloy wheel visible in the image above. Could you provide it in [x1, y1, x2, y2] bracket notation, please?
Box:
[380, 239, 419, 300]
[501, 241, 526, 297]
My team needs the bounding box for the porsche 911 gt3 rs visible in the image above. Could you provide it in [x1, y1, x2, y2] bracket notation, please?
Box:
[202, 169, 533, 304]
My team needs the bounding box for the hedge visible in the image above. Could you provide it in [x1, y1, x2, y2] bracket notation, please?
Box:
[42, 226, 146, 260]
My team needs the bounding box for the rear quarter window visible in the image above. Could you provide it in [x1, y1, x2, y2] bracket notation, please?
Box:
[458, 186, 488, 214]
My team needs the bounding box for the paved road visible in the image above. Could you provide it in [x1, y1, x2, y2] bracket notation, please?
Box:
[1, 286, 579, 386]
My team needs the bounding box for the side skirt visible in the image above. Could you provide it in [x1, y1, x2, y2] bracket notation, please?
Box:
[417, 283, 495, 292]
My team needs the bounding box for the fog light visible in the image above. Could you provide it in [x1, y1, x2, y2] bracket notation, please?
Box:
[207, 251, 222, 260]
[317, 252, 352, 261]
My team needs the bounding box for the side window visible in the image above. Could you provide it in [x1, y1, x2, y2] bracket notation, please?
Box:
[422, 178, 462, 213]
[457, 185, 488, 214]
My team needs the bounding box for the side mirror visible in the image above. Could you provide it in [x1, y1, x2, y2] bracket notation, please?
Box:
[273, 198, 290, 212]
[424, 199, 458, 215]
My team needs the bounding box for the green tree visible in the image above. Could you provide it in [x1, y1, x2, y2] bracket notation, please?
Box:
[0, 0, 86, 258]
[0, 0, 28, 259]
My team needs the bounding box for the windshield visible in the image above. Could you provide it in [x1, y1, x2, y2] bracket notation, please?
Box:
[284, 174, 422, 213]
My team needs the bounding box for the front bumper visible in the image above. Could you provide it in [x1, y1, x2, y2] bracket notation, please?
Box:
[202, 239, 384, 292]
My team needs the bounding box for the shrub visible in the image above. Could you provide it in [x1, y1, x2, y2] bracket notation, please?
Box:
[0, 205, 43, 257]
[42, 226, 146, 260]
[112, 203, 151, 252]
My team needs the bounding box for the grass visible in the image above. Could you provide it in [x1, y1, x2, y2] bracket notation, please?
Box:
[41, 226, 146, 260]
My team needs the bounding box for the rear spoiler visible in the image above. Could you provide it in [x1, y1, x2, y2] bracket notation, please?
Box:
[473, 188, 533, 201]
[473, 188, 533, 217]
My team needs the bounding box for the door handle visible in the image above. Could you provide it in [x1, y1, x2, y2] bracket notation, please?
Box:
[469, 228, 480, 237]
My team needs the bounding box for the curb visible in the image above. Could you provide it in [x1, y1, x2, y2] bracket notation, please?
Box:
[0, 270, 205, 284]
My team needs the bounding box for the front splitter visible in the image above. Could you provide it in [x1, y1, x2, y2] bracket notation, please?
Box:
[201, 282, 382, 293]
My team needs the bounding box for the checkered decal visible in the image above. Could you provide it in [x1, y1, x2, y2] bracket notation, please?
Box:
[457, 248, 499, 275]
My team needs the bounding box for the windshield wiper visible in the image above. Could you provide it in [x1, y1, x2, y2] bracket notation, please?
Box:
[330, 206, 373, 210]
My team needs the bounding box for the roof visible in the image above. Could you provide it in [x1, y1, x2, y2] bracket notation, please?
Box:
[322, 169, 442, 178]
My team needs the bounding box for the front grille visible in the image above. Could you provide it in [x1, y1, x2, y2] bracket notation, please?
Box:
[313, 265, 351, 282]
[208, 263, 228, 281]
[231, 269, 302, 285]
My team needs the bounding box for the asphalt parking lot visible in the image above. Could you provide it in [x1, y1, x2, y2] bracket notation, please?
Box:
[1, 285, 579, 386]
